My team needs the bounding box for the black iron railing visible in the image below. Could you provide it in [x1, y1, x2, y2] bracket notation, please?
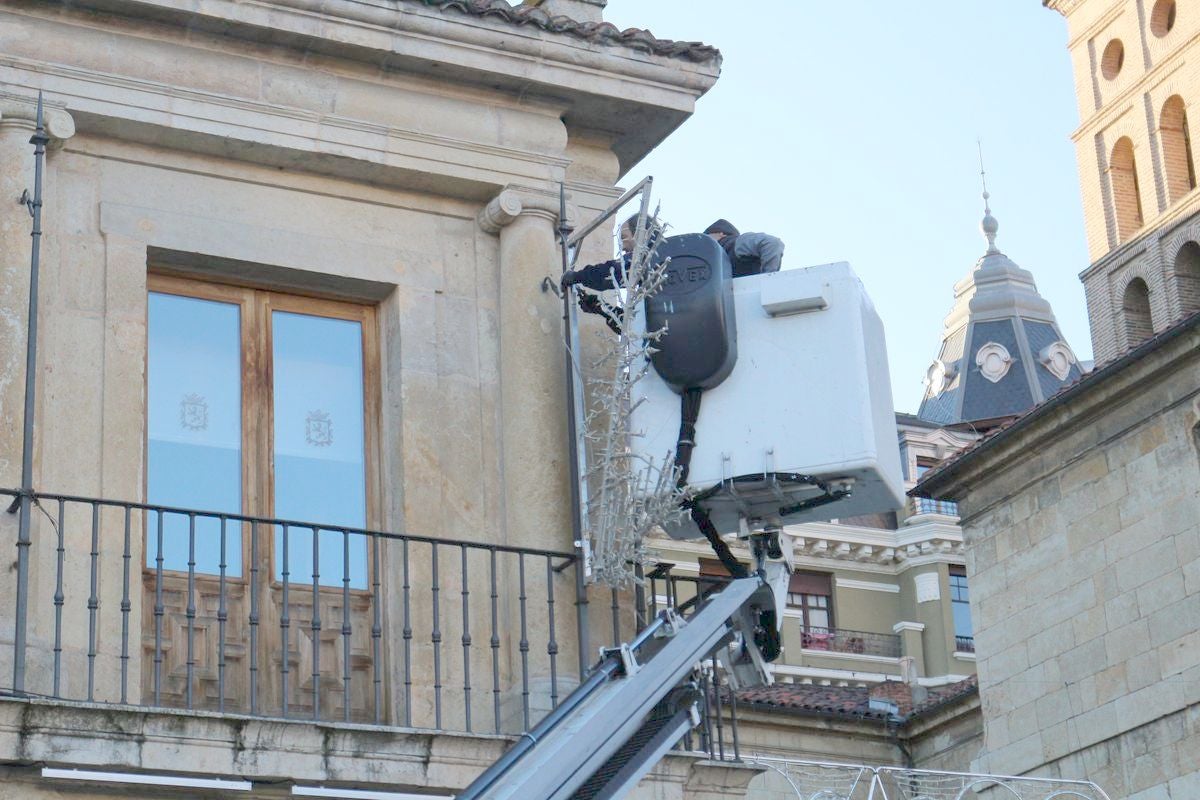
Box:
[909, 496, 959, 517]
[643, 565, 744, 762]
[955, 635, 976, 653]
[1, 488, 598, 735]
[799, 626, 902, 658]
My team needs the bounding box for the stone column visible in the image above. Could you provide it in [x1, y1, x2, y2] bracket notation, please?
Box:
[478, 187, 577, 728]
[478, 187, 572, 553]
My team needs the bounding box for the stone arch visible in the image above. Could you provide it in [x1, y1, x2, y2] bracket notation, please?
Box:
[1160, 95, 1195, 203]
[1121, 276, 1154, 346]
[1173, 240, 1200, 316]
[1110, 137, 1145, 242]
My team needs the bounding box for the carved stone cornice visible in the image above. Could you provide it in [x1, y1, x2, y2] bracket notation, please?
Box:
[789, 534, 963, 566]
[0, 92, 75, 148]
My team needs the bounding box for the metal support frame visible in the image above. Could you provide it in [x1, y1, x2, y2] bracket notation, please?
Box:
[9, 93, 49, 695]
[556, 178, 654, 676]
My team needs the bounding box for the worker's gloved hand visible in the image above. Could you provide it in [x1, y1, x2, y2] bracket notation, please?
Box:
[561, 269, 581, 289]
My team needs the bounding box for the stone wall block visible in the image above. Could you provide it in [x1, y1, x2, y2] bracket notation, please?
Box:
[1135, 571, 1186, 618]
[1028, 621, 1076, 666]
[1125, 650, 1163, 693]
[1114, 537, 1178, 594]
[1104, 619, 1151, 666]
[1058, 636, 1108, 685]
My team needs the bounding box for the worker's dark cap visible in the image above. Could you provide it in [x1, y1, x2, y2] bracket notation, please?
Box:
[703, 219, 739, 237]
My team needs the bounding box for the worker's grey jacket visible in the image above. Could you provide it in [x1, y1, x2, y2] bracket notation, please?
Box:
[720, 232, 785, 276]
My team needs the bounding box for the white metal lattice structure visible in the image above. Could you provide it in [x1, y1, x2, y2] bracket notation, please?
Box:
[746, 756, 1113, 800]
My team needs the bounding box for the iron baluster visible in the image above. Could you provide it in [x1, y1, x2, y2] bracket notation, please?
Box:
[371, 532, 382, 724]
[460, 544, 472, 732]
[341, 529, 352, 723]
[52, 497, 64, 697]
[431, 542, 442, 729]
[545, 556, 558, 710]
[634, 561, 646, 632]
[489, 548, 501, 734]
[401, 538, 412, 727]
[281, 523, 290, 717]
[574, 557, 589, 681]
[86, 502, 100, 702]
[610, 587, 620, 647]
[711, 654, 725, 760]
[218, 515, 228, 713]
[249, 521, 260, 715]
[153, 511, 164, 705]
[729, 672, 741, 761]
[185, 512, 196, 709]
[120, 505, 132, 704]
[518, 554, 530, 731]
[311, 526, 321, 721]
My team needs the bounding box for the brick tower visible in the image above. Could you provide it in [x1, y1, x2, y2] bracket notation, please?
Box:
[1046, 0, 1200, 360]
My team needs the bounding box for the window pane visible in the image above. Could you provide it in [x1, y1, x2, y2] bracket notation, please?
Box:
[147, 293, 243, 575]
[952, 600, 973, 639]
[272, 311, 368, 588]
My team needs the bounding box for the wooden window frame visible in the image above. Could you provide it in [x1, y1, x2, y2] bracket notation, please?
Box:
[145, 273, 382, 584]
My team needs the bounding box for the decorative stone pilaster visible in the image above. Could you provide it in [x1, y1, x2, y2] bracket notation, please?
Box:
[0, 95, 75, 488]
[478, 187, 572, 551]
[893, 621, 927, 676]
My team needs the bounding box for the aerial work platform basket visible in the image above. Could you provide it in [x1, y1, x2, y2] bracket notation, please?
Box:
[630, 259, 905, 538]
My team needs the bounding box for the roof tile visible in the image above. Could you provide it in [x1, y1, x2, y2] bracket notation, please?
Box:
[414, 0, 721, 63]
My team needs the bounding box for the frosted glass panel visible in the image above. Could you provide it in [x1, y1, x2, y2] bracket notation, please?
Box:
[147, 293, 242, 575]
[272, 311, 367, 588]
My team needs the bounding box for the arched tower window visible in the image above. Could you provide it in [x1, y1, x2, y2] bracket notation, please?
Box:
[1174, 241, 1200, 316]
[1110, 137, 1144, 242]
[1122, 278, 1154, 346]
[1160, 96, 1196, 203]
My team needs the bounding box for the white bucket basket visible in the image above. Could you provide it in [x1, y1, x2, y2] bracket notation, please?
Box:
[630, 262, 905, 539]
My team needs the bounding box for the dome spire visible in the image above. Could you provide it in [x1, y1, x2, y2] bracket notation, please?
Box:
[978, 140, 1000, 255]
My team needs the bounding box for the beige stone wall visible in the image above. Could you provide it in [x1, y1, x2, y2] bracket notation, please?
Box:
[919, 319, 1200, 797]
[0, 698, 762, 800]
[0, 0, 721, 785]
[1051, 0, 1200, 360]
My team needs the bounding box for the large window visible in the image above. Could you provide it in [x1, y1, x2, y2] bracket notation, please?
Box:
[789, 571, 833, 630]
[949, 565, 973, 652]
[146, 276, 378, 586]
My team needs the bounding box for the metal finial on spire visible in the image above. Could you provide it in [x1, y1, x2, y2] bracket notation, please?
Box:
[977, 140, 1000, 255]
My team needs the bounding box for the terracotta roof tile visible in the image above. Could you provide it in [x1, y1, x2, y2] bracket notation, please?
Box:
[734, 675, 978, 723]
[412, 0, 722, 63]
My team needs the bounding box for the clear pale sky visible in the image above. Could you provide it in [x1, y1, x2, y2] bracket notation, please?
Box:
[603, 1, 1091, 414]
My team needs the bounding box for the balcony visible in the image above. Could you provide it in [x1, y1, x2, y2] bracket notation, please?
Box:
[799, 626, 901, 659]
[1, 489, 588, 732]
[908, 496, 959, 518]
[955, 635, 976, 653]
[0, 488, 741, 763]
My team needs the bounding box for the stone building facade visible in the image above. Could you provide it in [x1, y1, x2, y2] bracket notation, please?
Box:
[0, 0, 778, 797]
[916, 314, 1200, 799]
